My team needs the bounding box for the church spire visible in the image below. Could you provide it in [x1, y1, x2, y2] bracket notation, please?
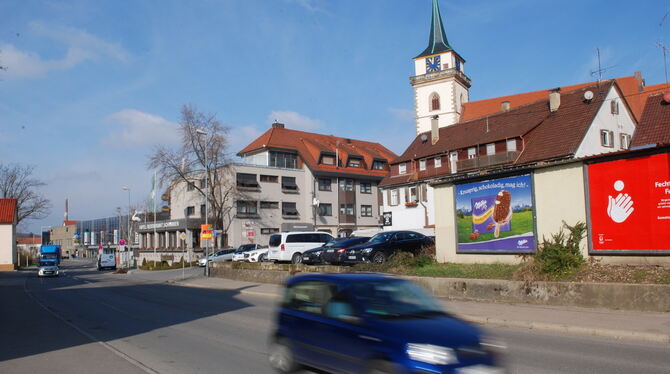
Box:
[416, 0, 453, 58]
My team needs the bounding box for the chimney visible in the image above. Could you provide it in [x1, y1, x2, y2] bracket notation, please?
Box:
[64, 198, 68, 223]
[272, 122, 285, 129]
[431, 115, 439, 145]
[549, 88, 561, 113]
[501, 101, 510, 112]
[634, 71, 645, 92]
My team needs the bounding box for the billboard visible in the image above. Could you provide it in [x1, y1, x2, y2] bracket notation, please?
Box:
[587, 152, 670, 253]
[455, 174, 536, 253]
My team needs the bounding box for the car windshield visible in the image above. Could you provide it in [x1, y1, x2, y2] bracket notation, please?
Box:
[237, 244, 255, 252]
[323, 239, 344, 247]
[368, 232, 394, 243]
[349, 279, 445, 319]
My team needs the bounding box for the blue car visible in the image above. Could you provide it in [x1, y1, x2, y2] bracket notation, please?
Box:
[269, 273, 505, 374]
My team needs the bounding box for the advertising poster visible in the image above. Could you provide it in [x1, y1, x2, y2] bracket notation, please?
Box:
[588, 153, 670, 253]
[455, 174, 536, 253]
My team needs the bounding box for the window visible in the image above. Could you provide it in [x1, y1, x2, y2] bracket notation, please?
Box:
[611, 99, 619, 115]
[237, 200, 257, 215]
[185, 206, 195, 216]
[261, 228, 279, 235]
[456, 58, 462, 71]
[282, 202, 298, 216]
[399, 162, 407, 174]
[269, 151, 298, 169]
[600, 130, 614, 148]
[486, 143, 495, 155]
[360, 182, 372, 194]
[282, 176, 298, 191]
[468, 147, 476, 159]
[372, 160, 386, 170]
[419, 159, 426, 171]
[390, 189, 399, 206]
[260, 201, 279, 209]
[318, 178, 332, 191]
[434, 156, 442, 168]
[620, 133, 631, 150]
[318, 203, 332, 216]
[339, 204, 354, 216]
[321, 154, 336, 165]
[283, 281, 337, 315]
[339, 179, 353, 191]
[237, 173, 259, 188]
[361, 205, 373, 217]
[200, 204, 206, 216]
[430, 93, 440, 111]
[409, 186, 418, 202]
[506, 139, 517, 152]
[348, 158, 362, 168]
[187, 182, 195, 191]
[260, 175, 278, 183]
[199, 178, 206, 188]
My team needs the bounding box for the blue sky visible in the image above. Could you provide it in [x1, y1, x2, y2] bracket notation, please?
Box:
[1, 0, 668, 233]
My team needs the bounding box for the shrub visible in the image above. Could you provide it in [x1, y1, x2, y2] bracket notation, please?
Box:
[141, 257, 147, 267]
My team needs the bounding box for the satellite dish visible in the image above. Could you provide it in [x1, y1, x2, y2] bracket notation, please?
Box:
[583, 90, 594, 102]
[312, 198, 320, 207]
[663, 91, 670, 104]
[420, 134, 428, 143]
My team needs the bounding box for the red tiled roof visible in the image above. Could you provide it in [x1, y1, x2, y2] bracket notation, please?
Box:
[461, 75, 655, 122]
[381, 81, 614, 187]
[17, 237, 41, 245]
[64, 220, 78, 226]
[0, 199, 17, 224]
[631, 92, 670, 147]
[238, 126, 397, 178]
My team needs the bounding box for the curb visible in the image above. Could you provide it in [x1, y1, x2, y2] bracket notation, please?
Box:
[172, 280, 670, 345]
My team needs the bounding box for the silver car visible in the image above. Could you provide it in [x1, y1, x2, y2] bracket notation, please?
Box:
[232, 244, 267, 262]
[38, 264, 59, 277]
[208, 248, 236, 263]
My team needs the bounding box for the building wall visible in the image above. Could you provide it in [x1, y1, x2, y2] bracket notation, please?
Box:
[381, 182, 436, 236]
[0, 224, 16, 270]
[50, 225, 77, 255]
[575, 86, 637, 157]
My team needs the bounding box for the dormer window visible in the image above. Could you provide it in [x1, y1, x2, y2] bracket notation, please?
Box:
[372, 159, 387, 170]
[348, 158, 361, 168]
[321, 154, 336, 165]
[430, 93, 441, 111]
[399, 162, 407, 174]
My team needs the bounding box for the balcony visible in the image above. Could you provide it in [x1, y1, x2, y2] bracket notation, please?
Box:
[409, 68, 471, 86]
[456, 151, 519, 172]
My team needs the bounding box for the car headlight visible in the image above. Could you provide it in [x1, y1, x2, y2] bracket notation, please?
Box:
[361, 248, 373, 254]
[406, 343, 458, 365]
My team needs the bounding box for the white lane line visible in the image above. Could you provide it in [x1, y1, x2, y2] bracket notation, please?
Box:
[23, 276, 161, 374]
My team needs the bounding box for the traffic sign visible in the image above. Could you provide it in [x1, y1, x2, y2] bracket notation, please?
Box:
[119, 239, 126, 245]
[200, 224, 213, 240]
[180, 232, 187, 240]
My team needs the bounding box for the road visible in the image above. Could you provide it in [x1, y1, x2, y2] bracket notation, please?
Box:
[1, 259, 668, 374]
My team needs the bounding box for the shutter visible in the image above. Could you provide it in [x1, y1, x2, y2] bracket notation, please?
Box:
[609, 131, 614, 147]
[422, 184, 428, 202]
[404, 187, 410, 203]
[386, 190, 391, 206]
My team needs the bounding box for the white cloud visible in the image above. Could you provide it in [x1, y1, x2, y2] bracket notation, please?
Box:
[267, 110, 323, 130]
[0, 21, 129, 78]
[104, 109, 180, 147]
[228, 125, 263, 155]
[388, 107, 415, 122]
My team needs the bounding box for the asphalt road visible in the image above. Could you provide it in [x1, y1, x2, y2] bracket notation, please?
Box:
[1, 259, 668, 374]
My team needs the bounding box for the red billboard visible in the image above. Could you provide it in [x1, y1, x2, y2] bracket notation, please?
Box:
[587, 152, 670, 253]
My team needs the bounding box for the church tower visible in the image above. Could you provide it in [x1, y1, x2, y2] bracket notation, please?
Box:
[411, 0, 471, 135]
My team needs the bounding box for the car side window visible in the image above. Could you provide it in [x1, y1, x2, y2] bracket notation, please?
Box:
[319, 233, 332, 243]
[407, 232, 420, 240]
[395, 232, 409, 241]
[283, 281, 337, 315]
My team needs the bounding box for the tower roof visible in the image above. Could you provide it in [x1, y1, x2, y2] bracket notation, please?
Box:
[415, 0, 453, 59]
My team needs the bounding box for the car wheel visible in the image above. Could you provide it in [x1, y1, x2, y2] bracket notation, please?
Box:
[259, 253, 267, 262]
[268, 339, 298, 373]
[291, 253, 303, 264]
[367, 359, 398, 374]
[372, 252, 387, 264]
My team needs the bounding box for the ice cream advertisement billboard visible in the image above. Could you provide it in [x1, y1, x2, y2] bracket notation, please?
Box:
[587, 152, 670, 253]
[455, 174, 536, 253]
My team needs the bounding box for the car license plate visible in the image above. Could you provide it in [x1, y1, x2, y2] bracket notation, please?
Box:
[303, 256, 309, 260]
[327, 249, 334, 253]
[348, 255, 356, 259]
[455, 365, 505, 374]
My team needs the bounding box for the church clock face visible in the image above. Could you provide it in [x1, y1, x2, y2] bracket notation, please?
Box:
[425, 55, 441, 73]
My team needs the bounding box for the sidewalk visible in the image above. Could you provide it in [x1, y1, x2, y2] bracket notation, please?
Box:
[168, 275, 670, 344]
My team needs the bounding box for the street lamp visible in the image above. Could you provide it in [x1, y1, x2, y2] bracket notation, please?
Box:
[122, 186, 131, 269]
[195, 129, 210, 276]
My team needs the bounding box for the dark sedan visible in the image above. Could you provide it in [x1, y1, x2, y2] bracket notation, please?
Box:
[319, 237, 371, 265]
[301, 237, 369, 265]
[343, 230, 434, 264]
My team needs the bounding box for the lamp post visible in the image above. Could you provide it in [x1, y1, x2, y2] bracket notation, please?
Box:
[195, 129, 210, 276]
[122, 186, 131, 269]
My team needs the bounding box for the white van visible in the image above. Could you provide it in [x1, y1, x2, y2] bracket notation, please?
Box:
[97, 250, 116, 271]
[267, 232, 333, 264]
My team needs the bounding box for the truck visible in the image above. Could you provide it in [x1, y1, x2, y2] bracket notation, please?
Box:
[39, 245, 61, 267]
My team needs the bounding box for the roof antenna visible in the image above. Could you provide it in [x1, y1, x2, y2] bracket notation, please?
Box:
[658, 9, 670, 88]
[590, 48, 616, 86]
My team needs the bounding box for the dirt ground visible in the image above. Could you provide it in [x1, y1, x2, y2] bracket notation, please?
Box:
[568, 263, 670, 284]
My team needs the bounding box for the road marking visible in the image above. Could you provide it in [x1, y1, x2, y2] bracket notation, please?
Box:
[23, 277, 161, 374]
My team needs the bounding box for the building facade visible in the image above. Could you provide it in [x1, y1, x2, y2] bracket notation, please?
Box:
[0, 199, 17, 271]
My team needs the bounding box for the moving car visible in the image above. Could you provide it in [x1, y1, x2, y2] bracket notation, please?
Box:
[97, 250, 116, 270]
[37, 264, 59, 277]
[269, 273, 505, 374]
[319, 237, 371, 265]
[267, 232, 334, 264]
[344, 231, 434, 264]
[232, 244, 267, 262]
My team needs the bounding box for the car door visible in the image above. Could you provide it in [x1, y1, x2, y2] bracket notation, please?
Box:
[405, 232, 425, 254]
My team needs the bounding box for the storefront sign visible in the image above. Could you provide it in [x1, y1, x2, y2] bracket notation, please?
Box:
[455, 174, 536, 253]
[587, 152, 670, 253]
[139, 220, 180, 230]
[382, 212, 392, 226]
[201, 224, 213, 240]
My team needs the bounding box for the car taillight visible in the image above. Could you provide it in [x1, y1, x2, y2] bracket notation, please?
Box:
[281, 244, 285, 251]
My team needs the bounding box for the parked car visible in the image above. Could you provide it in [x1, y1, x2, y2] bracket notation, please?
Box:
[97, 252, 116, 270]
[37, 264, 59, 277]
[198, 248, 235, 266]
[267, 232, 334, 264]
[319, 237, 371, 265]
[232, 244, 267, 262]
[343, 231, 434, 264]
[269, 273, 505, 374]
[300, 247, 325, 265]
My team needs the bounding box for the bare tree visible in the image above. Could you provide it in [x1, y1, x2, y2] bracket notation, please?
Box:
[0, 164, 51, 224]
[148, 104, 238, 245]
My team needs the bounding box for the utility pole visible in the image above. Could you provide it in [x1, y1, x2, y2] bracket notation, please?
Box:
[196, 129, 210, 277]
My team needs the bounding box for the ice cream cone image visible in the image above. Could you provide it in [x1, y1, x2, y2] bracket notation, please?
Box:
[493, 190, 512, 238]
